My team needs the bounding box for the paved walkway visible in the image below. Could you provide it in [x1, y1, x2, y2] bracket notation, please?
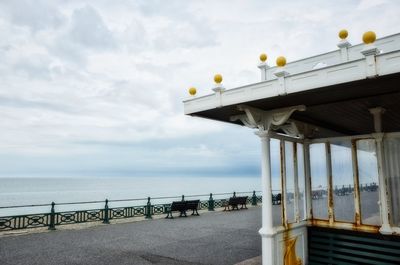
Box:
[0, 207, 261, 265]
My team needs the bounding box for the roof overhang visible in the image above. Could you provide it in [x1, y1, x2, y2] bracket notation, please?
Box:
[183, 35, 400, 138]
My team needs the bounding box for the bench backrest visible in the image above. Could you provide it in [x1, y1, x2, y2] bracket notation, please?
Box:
[171, 201, 186, 211]
[236, 196, 248, 204]
[186, 200, 200, 210]
[228, 197, 238, 204]
[228, 196, 248, 204]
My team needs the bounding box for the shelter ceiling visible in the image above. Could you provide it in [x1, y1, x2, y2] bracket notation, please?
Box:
[192, 73, 400, 138]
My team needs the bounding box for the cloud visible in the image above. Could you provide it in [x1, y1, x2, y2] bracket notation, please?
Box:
[151, 18, 218, 50]
[69, 5, 116, 50]
[0, 0, 400, 177]
[120, 19, 148, 52]
[357, 0, 388, 10]
[0, 0, 65, 32]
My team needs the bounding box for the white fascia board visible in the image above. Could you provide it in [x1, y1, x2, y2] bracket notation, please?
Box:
[376, 50, 400, 76]
[183, 50, 400, 115]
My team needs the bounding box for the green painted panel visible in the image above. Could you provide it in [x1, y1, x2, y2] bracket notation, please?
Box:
[308, 227, 400, 265]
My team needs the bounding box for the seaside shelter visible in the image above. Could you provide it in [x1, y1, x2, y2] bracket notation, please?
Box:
[183, 31, 400, 264]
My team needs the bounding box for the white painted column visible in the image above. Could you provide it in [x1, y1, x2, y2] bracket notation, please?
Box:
[351, 140, 362, 226]
[337, 40, 351, 62]
[274, 69, 290, 96]
[374, 133, 392, 234]
[212, 84, 225, 108]
[293, 142, 300, 222]
[258, 63, 269, 81]
[361, 44, 379, 77]
[369, 107, 392, 234]
[280, 140, 287, 227]
[255, 130, 275, 265]
[304, 141, 313, 220]
[325, 142, 334, 225]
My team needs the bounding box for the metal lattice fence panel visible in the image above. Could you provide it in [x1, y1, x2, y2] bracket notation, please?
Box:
[0, 214, 50, 230]
[199, 201, 208, 210]
[0, 191, 261, 231]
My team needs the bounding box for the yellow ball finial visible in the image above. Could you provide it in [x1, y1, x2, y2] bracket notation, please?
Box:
[276, 56, 286, 67]
[188, 87, 197, 96]
[339, 29, 348, 40]
[259, 53, 267, 62]
[363, 31, 376, 44]
[214, 74, 223, 84]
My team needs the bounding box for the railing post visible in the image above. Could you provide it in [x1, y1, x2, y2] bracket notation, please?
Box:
[252, 191, 257, 206]
[181, 195, 185, 201]
[233, 191, 236, 198]
[208, 193, 215, 211]
[145, 197, 152, 219]
[103, 199, 110, 224]
[48, 202, 56, 230]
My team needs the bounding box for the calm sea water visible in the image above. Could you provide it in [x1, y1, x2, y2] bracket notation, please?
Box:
[0, 176, 260, 216]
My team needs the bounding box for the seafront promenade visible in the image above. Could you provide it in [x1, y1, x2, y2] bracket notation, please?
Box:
[0, 206, 261, 265]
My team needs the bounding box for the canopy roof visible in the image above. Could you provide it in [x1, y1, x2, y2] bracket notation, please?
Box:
[183, 33, 400, 138]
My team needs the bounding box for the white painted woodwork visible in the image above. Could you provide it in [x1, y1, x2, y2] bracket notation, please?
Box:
[184, 33, 400, 115]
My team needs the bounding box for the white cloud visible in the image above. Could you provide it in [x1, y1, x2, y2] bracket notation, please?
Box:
[357, 0, 388, 10]
[0, 0, 400, 176]
[69, 5, 116, 50]
[0, 0, 65, 32]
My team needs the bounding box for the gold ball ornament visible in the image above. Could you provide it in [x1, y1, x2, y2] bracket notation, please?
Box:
[363, 31, 376, 44]
[339, 29, 348, 39]
[276, 56, 287, 67]
[259, 53, 267, 62]
[214, 74, 223, 84]
[188, 87, 197, 96]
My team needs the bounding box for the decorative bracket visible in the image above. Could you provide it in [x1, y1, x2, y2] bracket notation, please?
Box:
[230, 105, 306, 136]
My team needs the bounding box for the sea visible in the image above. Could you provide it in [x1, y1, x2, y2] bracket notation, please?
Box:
[0, 176, 261, 216]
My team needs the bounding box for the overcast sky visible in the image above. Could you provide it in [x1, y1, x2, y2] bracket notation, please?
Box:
[0, 0, 399, 178]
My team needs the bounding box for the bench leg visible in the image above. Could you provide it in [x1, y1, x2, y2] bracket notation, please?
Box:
[179, 210, 187, 217]
[190, 209, 199, 216]
[165, 212, 173, 219]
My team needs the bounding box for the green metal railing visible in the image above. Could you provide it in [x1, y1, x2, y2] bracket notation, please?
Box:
[0, 191, 262, 231]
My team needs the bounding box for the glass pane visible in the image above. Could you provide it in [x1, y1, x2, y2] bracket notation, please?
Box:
[310, 143, 328, 220]
[297, 143, 306, 221]
[384, 137, 400, 227]
[270, 138, 282, 227]
[357, 139, 380, 225]
[331, 141, 355, 222]
[285, 141, 295, 224]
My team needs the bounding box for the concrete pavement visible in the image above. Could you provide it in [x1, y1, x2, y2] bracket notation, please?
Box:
[0, 207, 262, 265]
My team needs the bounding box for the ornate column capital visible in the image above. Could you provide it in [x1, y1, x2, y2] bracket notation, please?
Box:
[254, 130, 270, 140]
[230, 104, 306, 137]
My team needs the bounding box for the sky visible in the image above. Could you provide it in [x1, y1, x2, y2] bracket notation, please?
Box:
[0, 0, 400, 178]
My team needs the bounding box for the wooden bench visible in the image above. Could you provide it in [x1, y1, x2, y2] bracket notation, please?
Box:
[165, 200, 200, 219]
[186, 200, 200, 216]
[223, 196, 248, 211]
